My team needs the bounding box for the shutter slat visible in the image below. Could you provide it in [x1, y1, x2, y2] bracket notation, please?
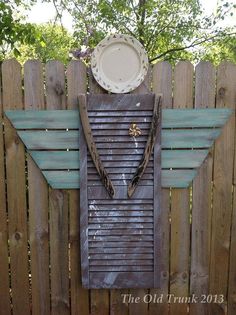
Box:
[80, 94, 160, 288]
[88, 229, 153, 236]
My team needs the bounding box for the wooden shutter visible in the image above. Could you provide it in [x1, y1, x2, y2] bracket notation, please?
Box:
[80, 94, 161, 289]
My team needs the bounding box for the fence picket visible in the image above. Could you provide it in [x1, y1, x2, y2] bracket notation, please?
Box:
[149, 61, 172, 315]
[190, 61, 216, 315]
[0, 61, 11, 315]
[170, 61, 193, 315]
[45, 60, 70, 315]
[0, 58, 236, 315]
[24, 60, 50, 315]
[89, 68, 110, 315]
[229, 159, 236, 314]
[2, 59, 31, 315]
[67, 60, 89, 315]
[210, 62, 236, 314]
[128, 70, 152, 315]
[229, 63, 236, 314]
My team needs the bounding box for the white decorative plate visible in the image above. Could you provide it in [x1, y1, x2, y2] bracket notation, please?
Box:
[91, 34, 149, 93]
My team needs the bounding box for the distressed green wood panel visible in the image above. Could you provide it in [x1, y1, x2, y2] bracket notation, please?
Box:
[30, 149, 208, 170]
[5, 108, 232, 129]
[42, 170, 80, 189]
[161, 170, 197, 188]
[42, 169, 196, 189]
[30, 151, 80, 169]
[162, 129, 220, 148]
[5, 108, 232, 189]
[162, 108, 232, 128]
[18, 129, 219, 150]
[5, 110, 80, 129]
[18, 131, 80, 149]
[162, 149, 208, 168]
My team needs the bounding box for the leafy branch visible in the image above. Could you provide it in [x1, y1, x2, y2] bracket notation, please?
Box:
[150, 31, 236, 62]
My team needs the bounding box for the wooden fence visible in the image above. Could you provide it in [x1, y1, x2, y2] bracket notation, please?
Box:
[0, 59, 236, 315]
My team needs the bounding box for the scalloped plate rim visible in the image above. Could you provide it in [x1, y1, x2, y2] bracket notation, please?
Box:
[91, 34, 149, 93]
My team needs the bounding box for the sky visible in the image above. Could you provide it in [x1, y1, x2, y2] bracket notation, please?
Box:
[26, 0, 234, 32]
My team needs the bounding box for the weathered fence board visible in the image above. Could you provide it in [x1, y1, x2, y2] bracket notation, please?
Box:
[170, 61, 193, 315]
[229, 189, 236, 314]
[67, 60, 89, 315]
[89, 73, 110, 315]
[190, 61, 216, 315]
[0, 59, 236, 315]
[24, 60, 50, 315]
[45, 60, 70, 315]
[229, 67, 236, 315]
[0, 60, 11, 315]
[149, 60, 172, 315]
[2, 59, 31, 315]
[210, 62, 236, 315]
[129, 70, 151, 315]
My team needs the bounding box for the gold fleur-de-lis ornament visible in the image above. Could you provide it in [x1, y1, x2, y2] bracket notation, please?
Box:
[129, 123, 142, 137]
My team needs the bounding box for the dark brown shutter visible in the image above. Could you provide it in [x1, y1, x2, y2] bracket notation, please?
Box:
[80, 94, 161, 288]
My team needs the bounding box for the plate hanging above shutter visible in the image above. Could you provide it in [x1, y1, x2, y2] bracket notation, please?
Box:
[91, 34, 149, 93]
[79, 94, 162, 289]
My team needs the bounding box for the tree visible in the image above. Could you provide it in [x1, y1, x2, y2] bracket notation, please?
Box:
[11, 23, 75, 64]
[47, 0, 236, 63]
[0, 0, 38, 58]
[199, 34, 236, 64]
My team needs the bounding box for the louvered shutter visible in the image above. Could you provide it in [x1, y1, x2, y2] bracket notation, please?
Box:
[80, 94, 161, 288]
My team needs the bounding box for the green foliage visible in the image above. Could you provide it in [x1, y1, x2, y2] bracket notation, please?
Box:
[48, 0, 236, 63]
[200, 35, 236, 65]
[0, 0, 39, 59]
[0, 1, 74, 63]
[1, 0, 236, 64]
[13, 23, 75, 64]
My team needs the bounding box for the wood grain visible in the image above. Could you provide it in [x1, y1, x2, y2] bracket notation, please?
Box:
[67, 60, 90, 315]
[128, 94, 161, 198]
[150, 60, 172, 315]
[45, 60, 70, 315]
[24, 60, 50, 315]
[18, 130, 80, 149]
[0, 59, 11, 315]
[79, 117, 89, 288]
[2, 59, 31, 315]
[210, 61, 236, 315]
[28, 148, 208, 170]
[46, 60, 66, 108]
[229, 192, 236, 315]
[16, 128, 220, 151]
[170, 61, 193, 315]
[229, 64, 236, 315]
[190, 61, 215, 315]
[128, 67, 151, 315]
[79, 94, 115, 198]
[89, 67, 110, 315]
[49, 189, 70, 315]
[5, 107, 232, 129]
